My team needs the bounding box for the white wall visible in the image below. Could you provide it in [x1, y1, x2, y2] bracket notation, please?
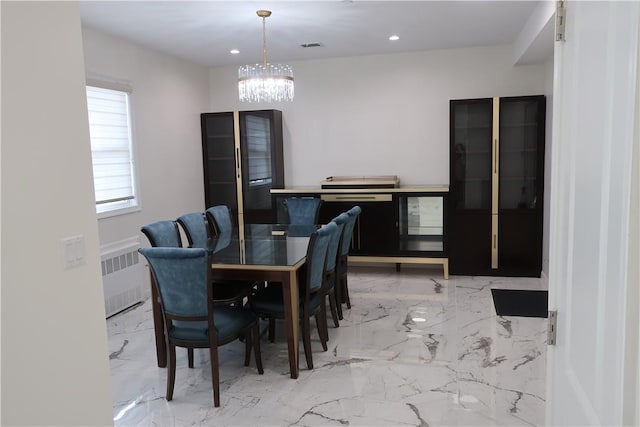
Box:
[208, 44, 547, 186]
[1, 2, 113, 425]
[81, 28, 210, 245]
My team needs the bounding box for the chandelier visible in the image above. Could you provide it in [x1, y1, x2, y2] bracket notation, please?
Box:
[238, 10, 294, 103]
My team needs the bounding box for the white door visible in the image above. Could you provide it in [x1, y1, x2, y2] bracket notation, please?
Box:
[546, 1, 640, 425]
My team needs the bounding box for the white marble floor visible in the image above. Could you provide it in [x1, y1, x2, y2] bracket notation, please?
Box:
[107, 266, 548, 426]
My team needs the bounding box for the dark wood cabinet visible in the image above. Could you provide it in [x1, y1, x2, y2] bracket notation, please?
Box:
[449, 95, 545, 277]
[317, 195, 397, 256]
[272, 188, 449, 279]
[201, 110, 284, 224]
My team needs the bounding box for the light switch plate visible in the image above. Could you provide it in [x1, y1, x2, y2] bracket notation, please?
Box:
[62, 235, 85, 269]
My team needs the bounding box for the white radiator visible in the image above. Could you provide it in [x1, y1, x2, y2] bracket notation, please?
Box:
[100, 236, 148, 318]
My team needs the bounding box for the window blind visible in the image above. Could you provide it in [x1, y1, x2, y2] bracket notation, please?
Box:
[86, 85, 135, 205]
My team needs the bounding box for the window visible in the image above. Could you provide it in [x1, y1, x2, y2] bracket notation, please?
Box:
[86, 84, 138, 216]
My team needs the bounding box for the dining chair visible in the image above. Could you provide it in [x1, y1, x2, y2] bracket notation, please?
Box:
[283, 197, 322, 225]
[327, 212, 350, 321]
[141, 220, 182, 248]
[176, 212, 209, 248]
[250, 222, 337, 370]
[178, 211, 257, 306]
[141, 220, 186, 367]
[138, 247, 263, 407]
[337, 206, 361, 310]
[323, 214, 347, 328]
[206, 205, 233, 236]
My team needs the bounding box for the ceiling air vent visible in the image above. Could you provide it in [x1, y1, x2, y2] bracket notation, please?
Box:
[300, 42, 323, 48]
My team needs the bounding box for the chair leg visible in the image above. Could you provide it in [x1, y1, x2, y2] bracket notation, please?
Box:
[319, 298, 329, 343]
[335, 283, 344, 320]
[166, 344, 177, 401]
[244, 330, 251, 367]
[315, 313, 328, 352]
[342, 274, 351, 309]
[302, 316, 313, 369]
[209, 345, 220, 407]
[268, 318, 276, 343]
[252, 324, 264, 374]
[188, 348, 194, 368]
[328, 292, 340, 328]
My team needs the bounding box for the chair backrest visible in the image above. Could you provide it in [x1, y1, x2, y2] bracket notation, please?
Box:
[138, 247, 210, 319]
[213, 230, 231, 253]
[177, 212, 209, 248]
[206, 205, 233, 236]
[326, 213, 349, 272]
[141, 220, 182, 247]
[284, 197, 322, 225]
[340, 206, 361, 257]
[305, 222, 337, 294]
[347, 205, 362, 218]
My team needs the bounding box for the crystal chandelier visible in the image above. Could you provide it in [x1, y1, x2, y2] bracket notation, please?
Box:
[238, 10, 294, 103]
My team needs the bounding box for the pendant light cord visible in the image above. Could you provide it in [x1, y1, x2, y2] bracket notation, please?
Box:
[262, 16, 268, 68]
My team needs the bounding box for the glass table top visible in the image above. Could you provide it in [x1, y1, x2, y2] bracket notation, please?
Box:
[205, 224, 316, 267]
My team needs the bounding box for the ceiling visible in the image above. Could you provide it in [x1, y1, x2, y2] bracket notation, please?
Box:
[79, 1, 546, 68]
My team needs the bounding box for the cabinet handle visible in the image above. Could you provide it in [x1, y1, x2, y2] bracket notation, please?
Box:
[493, 234, 496, 248]
[321, 194, 392, 202]
[493, 139, 497, 174]
[236, 147, 240, 178]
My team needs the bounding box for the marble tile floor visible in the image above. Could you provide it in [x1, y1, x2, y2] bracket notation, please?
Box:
[107, 266, 548, 426]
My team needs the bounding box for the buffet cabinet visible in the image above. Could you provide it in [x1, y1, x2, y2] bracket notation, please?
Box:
[201, 110, 284, 224]
[272, 183, 449, 278]
[449, 95, 546, 277]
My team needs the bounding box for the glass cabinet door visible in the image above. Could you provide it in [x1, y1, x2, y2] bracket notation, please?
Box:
[398, 195, 445, 254]
[240, 112, 273, 211]
[201, 113, 238, 211]
[238, 110, 284, 223]
[450, 99, 493, 211]
[499, 98, 544, 210]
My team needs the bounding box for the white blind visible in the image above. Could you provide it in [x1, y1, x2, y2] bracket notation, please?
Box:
[86, 85, 135, 205]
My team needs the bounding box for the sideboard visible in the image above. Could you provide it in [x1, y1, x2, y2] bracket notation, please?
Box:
[271, 182, 449, 279]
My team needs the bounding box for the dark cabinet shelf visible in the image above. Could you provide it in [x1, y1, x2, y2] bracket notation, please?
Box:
[449, 95, 545, 277]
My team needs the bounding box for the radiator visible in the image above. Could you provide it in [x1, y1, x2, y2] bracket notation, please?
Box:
[100, 236, 148, 318]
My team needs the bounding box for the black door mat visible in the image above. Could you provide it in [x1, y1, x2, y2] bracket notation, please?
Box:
[491, 289, 548, 318]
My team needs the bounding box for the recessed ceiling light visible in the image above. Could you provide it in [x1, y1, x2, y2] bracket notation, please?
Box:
[230, 49, 240, 55]
[389, 35, 400, 41]
[300, 42, 323, 48]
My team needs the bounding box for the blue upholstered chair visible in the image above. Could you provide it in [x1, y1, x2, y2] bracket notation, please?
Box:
[327, 213, 350, 321]
[206, 205, 233, 236]
[178, 210, 257, 306]
[141, 220, 185, 366]
[141, 220, 182, 248]
[250, 222, 337, 370]
[138, 247, 263, 407]
[283, 197, 322, 225]
[337, 206, 361, 310]
[176, 212, 209, 248]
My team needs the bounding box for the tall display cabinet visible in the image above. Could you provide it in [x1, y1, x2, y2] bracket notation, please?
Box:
[449, 95, 545, 277]
[201, 109, 284, 224]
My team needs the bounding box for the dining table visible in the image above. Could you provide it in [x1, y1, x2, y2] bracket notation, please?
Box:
[148, 223, 317, 379]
